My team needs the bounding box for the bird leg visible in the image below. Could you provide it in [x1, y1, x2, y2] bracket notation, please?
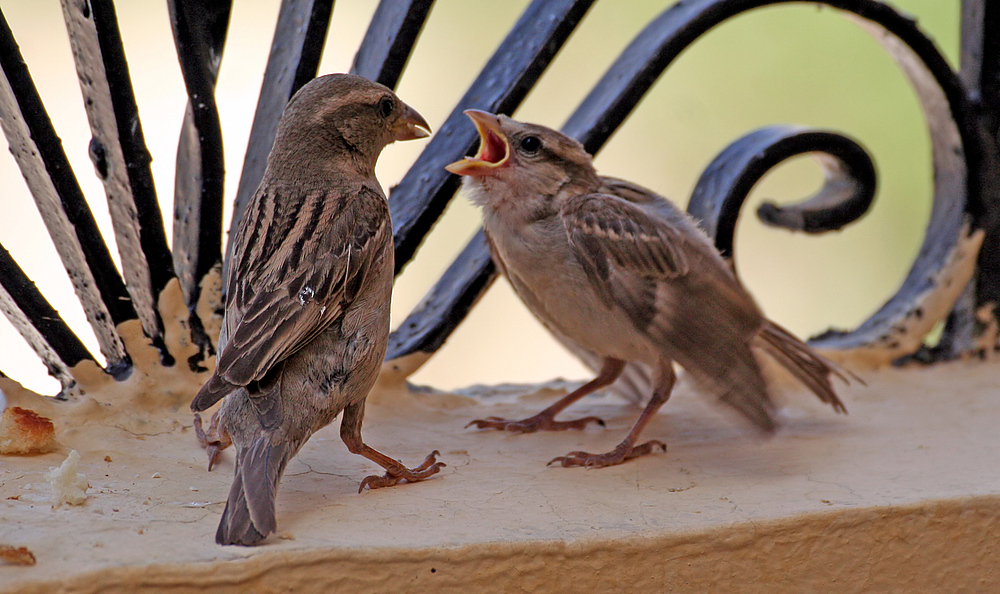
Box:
[340, 401, 445, 493]
[193, 411, 232, 471]
[549, 362, 675, 468]
[467, 358, 625, 433]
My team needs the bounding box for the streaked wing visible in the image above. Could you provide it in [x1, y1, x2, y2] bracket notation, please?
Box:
[561, 192, 775, 430]
[219, 182, 390, 386]
[562, 192, 690, 283]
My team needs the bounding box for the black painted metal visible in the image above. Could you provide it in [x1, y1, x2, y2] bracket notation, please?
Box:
[386, 231, 496, 361]
[0, 7, 133, 376]
[168, 0, 232, 371]
[386, 0, 998, 366]
[960, 0, 1000, 331]
[226, 0, 334, 271]
[61, 0, 175, 364]
[169, 0, 230, 307]
[0, 0, 996, 393]
[0, 243, 97, 392]
[351, 0, 435, 89]
[687, 126, 877, 259]
[387, 0, 596, 275]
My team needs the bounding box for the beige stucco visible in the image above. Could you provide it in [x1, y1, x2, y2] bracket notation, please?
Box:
[2, 351, 999, 592]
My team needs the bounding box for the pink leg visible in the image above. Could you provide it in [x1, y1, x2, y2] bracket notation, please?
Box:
[467, 359, 625, 433]
[340, 401, 445, 493]
[549, 362, 674, 469]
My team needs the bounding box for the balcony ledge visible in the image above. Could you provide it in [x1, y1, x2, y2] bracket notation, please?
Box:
[1, 357, 998, 593]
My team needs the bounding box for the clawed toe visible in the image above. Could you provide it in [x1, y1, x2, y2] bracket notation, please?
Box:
[358, 451, 446, 493]
[466, 413, 605, 433]
[547, 439, 666, 468]
[193, 412, 231, 471]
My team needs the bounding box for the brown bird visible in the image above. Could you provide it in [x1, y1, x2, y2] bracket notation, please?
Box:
[190, 73, 443, 546]
[446, 110, 847, 468]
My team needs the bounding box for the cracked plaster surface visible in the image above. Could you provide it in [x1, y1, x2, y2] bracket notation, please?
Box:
[0, 276, 998, 591]
[0, 357, 999, 592]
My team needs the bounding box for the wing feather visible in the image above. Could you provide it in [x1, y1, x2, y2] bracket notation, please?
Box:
[218, 182, 390, 387]
[561, 193, 776, 430]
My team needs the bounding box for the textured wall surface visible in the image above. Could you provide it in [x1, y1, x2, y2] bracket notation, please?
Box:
[1, 344, 998, 592]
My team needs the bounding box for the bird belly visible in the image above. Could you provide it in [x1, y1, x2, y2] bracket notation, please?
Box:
[494, 231, 657, 367]
[284, 267, 391, 432]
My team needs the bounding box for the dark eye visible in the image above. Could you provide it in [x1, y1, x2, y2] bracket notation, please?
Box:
[520, 135, 541, 153]
[377, 97, 394, 118]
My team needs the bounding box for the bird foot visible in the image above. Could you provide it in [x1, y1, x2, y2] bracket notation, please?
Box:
[193, 412, 232, 471]
[466, 412, 604, 433]
[358, 450, 445, 493]
[547, 439, 666, 468]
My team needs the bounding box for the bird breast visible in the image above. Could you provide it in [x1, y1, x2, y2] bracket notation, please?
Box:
[483, 211, 658, 367]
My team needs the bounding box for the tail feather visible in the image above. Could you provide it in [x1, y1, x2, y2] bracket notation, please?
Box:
[714, 343, 777, 434]
[676, 340, 777, 434]
[192, 373, 239, 413]
[216, 436, 290, 546]
[756, 321, 849, 413]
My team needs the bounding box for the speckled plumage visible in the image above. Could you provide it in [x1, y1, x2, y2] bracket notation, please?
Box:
[191, 74, 441, 546]
[448, 110, 846, 468]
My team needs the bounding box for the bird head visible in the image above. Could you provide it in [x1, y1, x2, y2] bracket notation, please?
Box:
[272, 73, 431, 172]
[446, 110, 598, 212]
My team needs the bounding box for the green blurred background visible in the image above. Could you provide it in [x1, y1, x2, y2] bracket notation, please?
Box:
[0, 1, 959, 394]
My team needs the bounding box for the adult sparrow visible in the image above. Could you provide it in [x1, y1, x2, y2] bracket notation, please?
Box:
[191, 74, 442, 546]
[446, 110, 846, 468]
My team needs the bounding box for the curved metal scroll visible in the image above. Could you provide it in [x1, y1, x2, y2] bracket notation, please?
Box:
[687, 125, 877, 260]
[387, 0, 998, 381]
[0, 0, 994, 395]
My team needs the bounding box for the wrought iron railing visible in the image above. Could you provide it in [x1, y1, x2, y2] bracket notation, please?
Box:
[0, 0, 996, 400]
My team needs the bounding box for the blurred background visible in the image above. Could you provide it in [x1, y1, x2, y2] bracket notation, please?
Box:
[0, 1, 958, 395]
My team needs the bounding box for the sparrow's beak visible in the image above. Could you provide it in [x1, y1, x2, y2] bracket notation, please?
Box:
[445, 110, 510, 176]
[393, 102, 432, 141]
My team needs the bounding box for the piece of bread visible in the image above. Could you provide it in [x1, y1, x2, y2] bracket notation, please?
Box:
[0, 407, 56, 454]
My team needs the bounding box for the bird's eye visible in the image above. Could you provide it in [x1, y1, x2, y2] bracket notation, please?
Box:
[376, 97, 394, 118]
[520, 135, 541, 154]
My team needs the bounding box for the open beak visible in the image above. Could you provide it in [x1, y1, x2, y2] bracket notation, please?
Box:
[393, 102, 432, 141]
[445, 110, 510, 176]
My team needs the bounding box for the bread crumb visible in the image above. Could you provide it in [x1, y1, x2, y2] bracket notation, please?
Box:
[0, 407, 56, 454]
[0, 545, 35, 566]
[46, 450, 89, 507]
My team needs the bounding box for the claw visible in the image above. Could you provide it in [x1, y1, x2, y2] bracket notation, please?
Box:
[547, 439, 666, 469]
[466, 412, 605, 433]
[358, 450, 445, 493]
[193, 412, 231, 471]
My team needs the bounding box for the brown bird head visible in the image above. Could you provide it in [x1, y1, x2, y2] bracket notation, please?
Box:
[446, 110, 599, 213]
[270, 73, 430, 174]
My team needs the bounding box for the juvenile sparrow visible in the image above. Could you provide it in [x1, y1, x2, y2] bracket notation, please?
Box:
[191, 74, 442, 546]
[447, 110, 846, 468]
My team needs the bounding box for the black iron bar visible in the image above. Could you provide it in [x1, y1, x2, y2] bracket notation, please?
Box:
[168, 0, 233, 371]
[226, 0, 334, 267]
[0, 7, 132, 376]
[351, 0, 435, 90]
[0, 243, 99, 392]
[61, 0, 175, 364]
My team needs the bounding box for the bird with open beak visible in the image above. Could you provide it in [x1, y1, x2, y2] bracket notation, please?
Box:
[446, 110, 847, 469]
[190, 74, 442, 546]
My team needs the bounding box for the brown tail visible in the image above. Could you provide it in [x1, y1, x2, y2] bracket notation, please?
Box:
[755, 321, 850, 414]
[216, 435, 291, 546]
